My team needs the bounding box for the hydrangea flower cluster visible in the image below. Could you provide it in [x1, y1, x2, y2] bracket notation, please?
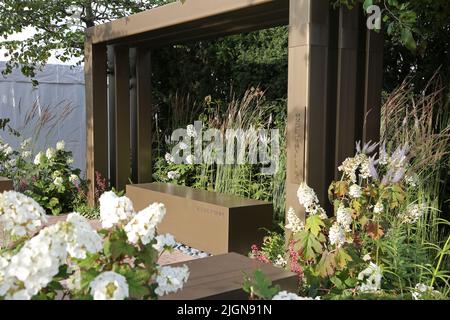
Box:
[328, 223, 347, 247]
[285, 207, 304, 233]
[167, 170, 180, 180]
[296, 183, 326, 217]
[89, 271, 129, 300]
[124, 203, 166, 245]
[0, 212, 102, 300]
[272, 291, 320, 300]
[0, 191, 47, 238]
[336, 204, 353, 232]
[357, 262, 382, 293]
[411, 283, 441, 300]
[99, 191, 134, 229]
[154, 265, 190, 296]
[153, 233, 176, 252]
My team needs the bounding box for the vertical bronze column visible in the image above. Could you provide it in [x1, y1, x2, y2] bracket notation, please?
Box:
[286, 0, 332, 221]
[334, 5, 361, 176]
[135, 47, 153, 183]
[85, 36, 108, 205]
[113, 46, 131, 191]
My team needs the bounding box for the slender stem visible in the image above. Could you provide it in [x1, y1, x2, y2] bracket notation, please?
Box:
[430, 235, 450, 288]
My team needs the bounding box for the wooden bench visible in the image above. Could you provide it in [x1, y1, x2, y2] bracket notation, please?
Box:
[161, 252, 298, 300]
[126, 183, 273, 255]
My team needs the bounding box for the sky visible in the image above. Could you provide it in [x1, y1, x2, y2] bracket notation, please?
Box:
[0, 27, 82, 65]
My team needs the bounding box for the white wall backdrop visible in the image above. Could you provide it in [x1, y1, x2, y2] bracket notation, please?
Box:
[0, 62, 86, 172]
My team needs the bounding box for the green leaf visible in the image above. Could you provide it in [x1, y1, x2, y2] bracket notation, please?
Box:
[401, 28, 416, 53]
[335, 248, 353, 270]
[243, 269, 280, 300]
[363, 0, 373, 11]
[294, 230, 323, 260]
[305, 214, 325, 237]
[80, 269, 100, 291]
[316, 251, 336, 277]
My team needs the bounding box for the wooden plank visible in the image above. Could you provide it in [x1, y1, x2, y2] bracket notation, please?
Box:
[161, 253, 298, 300]
[135, 47, 153, 183]
[88, 0, 289, 44]
[0, 177, 13, 192]
[85, 40, 108, 205]
[114, 46, 131, 191]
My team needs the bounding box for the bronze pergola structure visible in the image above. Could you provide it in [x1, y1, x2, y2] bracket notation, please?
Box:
[85, 0, 383, 220]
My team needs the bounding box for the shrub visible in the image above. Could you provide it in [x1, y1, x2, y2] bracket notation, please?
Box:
[0, 191, 189, 300]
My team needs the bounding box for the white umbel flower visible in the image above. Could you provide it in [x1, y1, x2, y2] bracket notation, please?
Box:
[89, 271, 129, 300]
[349, 184, 362, 198]
[56, 140, 65, 151]
[46, 147, 56, 159]
[99, 192, 134, 229]
[53, 177, 63, 187]
[165, 153, 175, 164]
[336, 204, 353, 231]
[398, 204, 424, 224]
[153, 234, 176, 252]
[34, 152, 45, 165]
[167, 171, 180, 180]
[124, 203, 166, 245]
[285, 207, 304, 233]
[358, 262, 382, 293]
[69, 174, 79, 185]
[373, 201, 384, 214]
[0, 191, 47, 238]
[328, 223, 346, 247]
[66, 157, 74, 165]
[272, 291, 320, 300]
[154, 265, 189, 296]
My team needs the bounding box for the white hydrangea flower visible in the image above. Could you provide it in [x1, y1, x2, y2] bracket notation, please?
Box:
[56, 140, 65, 151]
[358, 262, 382, 293]
[66, 157, 74, 165]
[0, 191, 47, 238]
[185, 154, 195, 165]
[349, 184, 362, 198]
[3, 145, 13, 155]
[152, 233, 176, 252]
[69, 174, 79, 185]
[124, 203, 166, 245]
[65, 213, 103, 259]
[186, 124, 197, 138]
[34, 152, 46, 165]
[411, 283, 440, 300]
[398, 204, 424, 224]
[21, 151, 31, 159]
[99, 192, 134, 229]
[46, 147, 56, 159]
[338, 156, 361, 183]
[297, 183, 319, 213]
[359, 155, 372, 179]
[274, 255, 287, 268]
[89, 271, 129, 300]
[167, 170, 180, 180]
[285, 207, 304, 233]
[0, 223, 68, 300]
[53, 177, 63, 187]
[165, 153, 175, 164]
[373, 201, 384, 214]
[362, 253, 372, 262]
[336, 204, 353, 231]
[329, 223, 346, 247]
[272, 291, 320, 300]
[20, 138, 32, 150]
[154, 265, 189, 296]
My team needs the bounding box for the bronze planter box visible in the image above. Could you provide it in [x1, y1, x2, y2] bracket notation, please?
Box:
[126, 183, 273, 255]
[161, 252, 298, 300]
[0, 177, 13, 193]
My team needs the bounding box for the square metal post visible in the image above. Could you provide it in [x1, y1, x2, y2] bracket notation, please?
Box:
[85, 37, 108, 205]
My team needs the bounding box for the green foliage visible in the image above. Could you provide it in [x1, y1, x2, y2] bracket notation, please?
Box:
[243, 269, 280, 300]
